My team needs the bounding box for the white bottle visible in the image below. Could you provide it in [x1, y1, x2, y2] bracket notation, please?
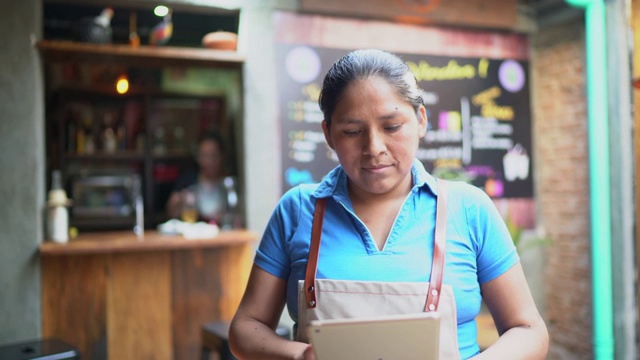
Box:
[46, 170, 72, 243]
[134, 194, 144, 238]
[132, 177, 144, 238]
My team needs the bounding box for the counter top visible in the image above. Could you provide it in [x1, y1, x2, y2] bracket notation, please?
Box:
[39, 229, 259, 256]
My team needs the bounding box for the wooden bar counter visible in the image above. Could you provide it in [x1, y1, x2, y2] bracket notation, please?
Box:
[40, 230, 258, 360]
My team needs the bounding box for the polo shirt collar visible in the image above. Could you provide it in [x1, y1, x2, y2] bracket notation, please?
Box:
[312, 158, 438, 200]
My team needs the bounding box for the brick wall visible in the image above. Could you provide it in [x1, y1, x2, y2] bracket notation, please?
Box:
[531, 20, 592, 359]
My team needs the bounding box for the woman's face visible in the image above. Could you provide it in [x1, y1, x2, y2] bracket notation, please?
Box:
[197, 139, 224, 180]
[322, 76, 427, 200]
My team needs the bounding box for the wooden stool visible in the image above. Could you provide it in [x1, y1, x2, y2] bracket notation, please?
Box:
[201, 321, 291, 360]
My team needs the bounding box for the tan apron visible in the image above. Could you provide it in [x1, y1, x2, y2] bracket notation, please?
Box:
[297, 180, 460, 360]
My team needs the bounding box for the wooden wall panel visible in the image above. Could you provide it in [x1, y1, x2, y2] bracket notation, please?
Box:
[213, 244, 253, 319]
[106, 252, 172, 360]
[172, 248, 222, 360]
[171, 245, 253, 360]
[41, 255, 107, 360]
[300, 0, 518, 30]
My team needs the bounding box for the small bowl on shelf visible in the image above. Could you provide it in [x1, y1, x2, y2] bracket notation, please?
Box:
[201, 31, 237, 51]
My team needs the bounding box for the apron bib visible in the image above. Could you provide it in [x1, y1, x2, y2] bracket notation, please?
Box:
[296, 180, 460, 360]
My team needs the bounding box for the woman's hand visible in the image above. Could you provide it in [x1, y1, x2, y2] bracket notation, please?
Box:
[291, 343, 315, 360]
[166, 189, 197, 220]
[302, 344, 316, 360]
[230, 265, 311, 360]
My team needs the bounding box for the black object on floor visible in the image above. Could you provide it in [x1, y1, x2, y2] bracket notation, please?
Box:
[0, 338, 79, 360]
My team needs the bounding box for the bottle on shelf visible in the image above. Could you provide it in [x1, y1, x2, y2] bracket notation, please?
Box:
[103, 127, 117, 153]
[85, 134, 96, 154]
[135, 132, 145, 153]
[129, 11, 140, 47]
[133, 177, 144, 238]
[221, 176, 239, 230]
[46, 170, 72, 243]
[81, 115, 95, 154]
[153, 126, 166, 155]
[76, 125, 85, 154]
[67, 119, 77, 152]
[101, 110, 118, 153]
[117, 124, 127, 150]
[173, 126, 185, 153]
[123, 100, 141, 151]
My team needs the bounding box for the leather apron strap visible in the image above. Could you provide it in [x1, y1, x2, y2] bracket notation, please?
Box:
[304, 197, 326, 308]
[425, 179, 447, 312]
[304, 179, 448, 311]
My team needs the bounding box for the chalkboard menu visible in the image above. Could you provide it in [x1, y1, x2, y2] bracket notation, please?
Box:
[277, 44, 532, 199]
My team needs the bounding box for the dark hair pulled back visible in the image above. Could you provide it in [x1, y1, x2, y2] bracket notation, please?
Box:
[318, 49, 424, 128]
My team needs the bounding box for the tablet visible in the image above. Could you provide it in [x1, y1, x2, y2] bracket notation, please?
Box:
[306, 312, 440, 360]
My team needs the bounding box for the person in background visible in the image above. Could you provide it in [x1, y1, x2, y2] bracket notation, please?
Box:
[166, 131, 229, 224]
[229, 49, 548, 359]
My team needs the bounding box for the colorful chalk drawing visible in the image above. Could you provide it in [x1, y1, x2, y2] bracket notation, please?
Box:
[498, 60, 526, 93]
[285, 167, 314, 187]
[438, 111, 462, 132]
[285, 46, 322, 84]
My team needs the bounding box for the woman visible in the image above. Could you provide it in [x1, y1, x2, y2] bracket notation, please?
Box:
[229, 49, 548, 359]
[166, 131, 229, 224]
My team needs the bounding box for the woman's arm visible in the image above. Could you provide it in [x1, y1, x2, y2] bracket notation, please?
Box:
[471, 262, 549, 359]
[229, 265, 315, 360]
[165, 191, 184, 219]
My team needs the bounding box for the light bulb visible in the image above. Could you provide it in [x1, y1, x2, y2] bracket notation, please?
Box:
[116, 75, 129, 94]
[154, 5, 170, 17]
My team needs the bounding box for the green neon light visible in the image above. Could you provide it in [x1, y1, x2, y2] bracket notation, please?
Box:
[565, 0, 614, 359]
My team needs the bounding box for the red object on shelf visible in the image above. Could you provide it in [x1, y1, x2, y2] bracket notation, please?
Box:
[154, 163, 181, 182]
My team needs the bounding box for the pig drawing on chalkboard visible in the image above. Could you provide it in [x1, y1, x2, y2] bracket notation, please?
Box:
[503, 143, 530, 181]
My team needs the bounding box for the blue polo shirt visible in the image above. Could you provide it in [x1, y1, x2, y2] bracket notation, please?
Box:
[254, 159, 519, 359]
